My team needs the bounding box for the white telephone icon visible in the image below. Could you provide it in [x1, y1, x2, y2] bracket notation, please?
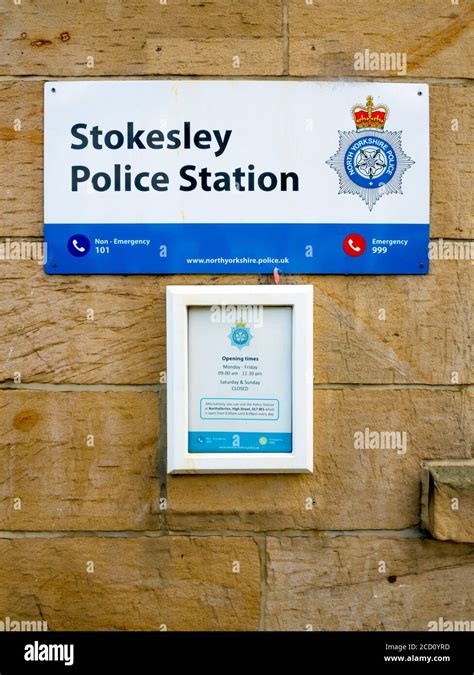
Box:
[347, 238, 361, 253]
[72, 239, 86, 253]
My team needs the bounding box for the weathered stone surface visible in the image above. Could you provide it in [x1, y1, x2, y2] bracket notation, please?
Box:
[0, 260, 470, 385]
[266, 535, 474, 630]
[0, 391, 161, 530]
[421, 459, 474, 543]
[1, 82, 471, 238]
[0, 536, 261, 630]
[0, 82, 43, 237]
[0, 0, 283, 75]
[140, 37, 283, 75]
[430, 84, 473, 239]
[311, 259, 472, 384]
[289, 0, 474, 78]
[168, 389, 471, 531]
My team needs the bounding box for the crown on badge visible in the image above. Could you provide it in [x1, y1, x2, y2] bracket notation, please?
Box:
[351, 96, 388, 131]
[235, 320, 246, 327]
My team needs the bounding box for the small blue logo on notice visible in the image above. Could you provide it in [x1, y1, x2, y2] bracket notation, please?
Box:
[228, 321, 252, 349]
[67, 234, 91, 257]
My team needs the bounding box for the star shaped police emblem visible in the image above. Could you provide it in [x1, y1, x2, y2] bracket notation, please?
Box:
[326, 95, 414, 211]
[228, 321, 253, 349]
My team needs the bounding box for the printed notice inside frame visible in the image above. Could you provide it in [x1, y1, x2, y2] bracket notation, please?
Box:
[188, 305, 293, 454]
[167, 285, 313, 474]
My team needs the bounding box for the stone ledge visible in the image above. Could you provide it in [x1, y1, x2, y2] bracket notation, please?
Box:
[421, 460, 474, 543]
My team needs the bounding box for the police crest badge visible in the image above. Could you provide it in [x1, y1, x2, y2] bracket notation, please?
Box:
[327, 95, 414, 211]
[228, 321, 253, 349]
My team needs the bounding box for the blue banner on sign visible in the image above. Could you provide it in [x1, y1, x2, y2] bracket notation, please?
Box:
[188, 431, 292, 453]
[44, 222, 429, 275]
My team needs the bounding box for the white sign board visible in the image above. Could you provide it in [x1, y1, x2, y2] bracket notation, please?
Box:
[44, 81, 429, 275]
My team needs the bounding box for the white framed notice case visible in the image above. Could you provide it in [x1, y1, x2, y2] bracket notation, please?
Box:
[167, 285, 313, 473]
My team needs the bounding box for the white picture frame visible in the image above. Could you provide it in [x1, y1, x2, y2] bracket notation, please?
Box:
[167, 285, 313, 473]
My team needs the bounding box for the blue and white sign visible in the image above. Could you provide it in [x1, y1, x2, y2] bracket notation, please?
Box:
[44, 81, 429, 275]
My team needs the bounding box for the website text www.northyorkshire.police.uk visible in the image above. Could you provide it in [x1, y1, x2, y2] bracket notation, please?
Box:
[185, 256, 290, 266]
